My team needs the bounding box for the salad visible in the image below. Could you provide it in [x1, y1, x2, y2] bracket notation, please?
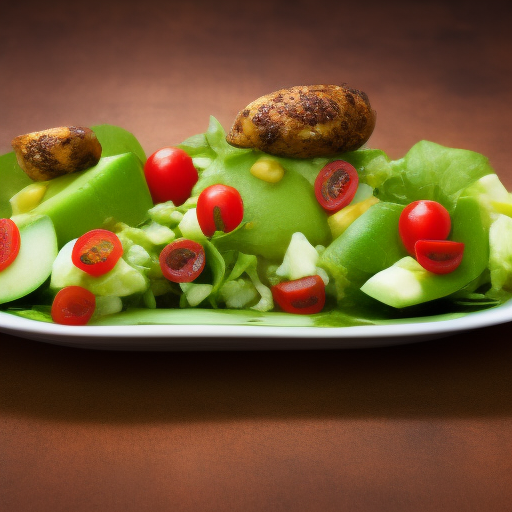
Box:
[1, 84, 512, 329]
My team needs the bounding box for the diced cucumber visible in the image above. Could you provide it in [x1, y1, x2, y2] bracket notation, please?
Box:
[50, 239, 148, 297]
[276, 232, 319, 281]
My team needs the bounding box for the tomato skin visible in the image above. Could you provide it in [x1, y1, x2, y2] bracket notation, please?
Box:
[196, 184, 244, 237]
[399, 200, 451, 255]
[51, 286, 96, 326]
[159, 238, 206, 283]
[72, 229, 123, 277]
[271, 275, 326, 315]
[144, 147, 198, 206]
[314, 160, 359, 213]
[415, 240, 465, 274]
[0, 218, 21, 272]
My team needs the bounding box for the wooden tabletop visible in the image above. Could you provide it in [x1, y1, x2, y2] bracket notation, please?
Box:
[1, 1, 511, 510]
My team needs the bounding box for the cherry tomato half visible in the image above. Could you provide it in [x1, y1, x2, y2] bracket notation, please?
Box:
[144, 147, 198, 206]
[51, 286, 96, 326]
[415, 240, 465, 274]
[399, 200, 451, 255]
[271, 275, 326, 315]
[0, 218, 21, 272]
[196, 184, 244, 237]
[72, 229, 123, 277]
[314, 160, 359, 213]
[159, 238, 206, 283]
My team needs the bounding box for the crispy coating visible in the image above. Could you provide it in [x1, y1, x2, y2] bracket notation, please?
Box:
[226, 84, 376, 158]
[11, 126, 102, 181]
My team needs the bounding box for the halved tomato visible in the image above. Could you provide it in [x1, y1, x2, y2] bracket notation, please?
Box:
[314, 160, 359, 213]
[414, 240, 464, 274]
[271, 275, 326, 315]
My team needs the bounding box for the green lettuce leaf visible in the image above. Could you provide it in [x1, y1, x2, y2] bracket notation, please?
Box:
[377, 141, 494, 212]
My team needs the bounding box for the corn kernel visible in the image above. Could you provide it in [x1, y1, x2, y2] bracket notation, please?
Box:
[328, 196, 379, 239]
[250, 157, 285, 183]
[9, 182, 48, 215]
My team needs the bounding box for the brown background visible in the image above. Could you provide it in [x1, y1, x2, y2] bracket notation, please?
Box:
[1, 1, 512, 511]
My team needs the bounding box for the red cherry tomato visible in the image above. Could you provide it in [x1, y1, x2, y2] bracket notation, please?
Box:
[0, 218, 21, 272]
[399, 200, 451, 255]
[271, 275, 326, 315]
[72, 229, 123, 277]
[159, 238, 206, 283]
[196, 184, 244, 237]
[314, 160, 359, 213]
[415, 240, 465, 274]
[51, 286, 96, 326]
[144, 147, 198, 206]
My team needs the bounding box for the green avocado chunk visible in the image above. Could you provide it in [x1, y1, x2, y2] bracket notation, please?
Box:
[194, 153, 331, 261]
[360, 197, 489, 308]
[319, 202, 407, 298]
[15, 153, 153, 247]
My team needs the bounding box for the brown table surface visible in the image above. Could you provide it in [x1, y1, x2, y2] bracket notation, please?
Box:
[1, 1, 512, 511]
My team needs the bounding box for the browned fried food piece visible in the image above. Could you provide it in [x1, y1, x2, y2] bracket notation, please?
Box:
[11, 126, 102, 181]
[226, 84, 376, 158]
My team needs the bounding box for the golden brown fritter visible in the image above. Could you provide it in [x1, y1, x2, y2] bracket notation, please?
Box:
[11, 126, 102, 181]
[226, 84, 376, 158]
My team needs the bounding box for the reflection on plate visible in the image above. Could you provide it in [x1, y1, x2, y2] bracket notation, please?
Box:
[0, 299, 511, 351]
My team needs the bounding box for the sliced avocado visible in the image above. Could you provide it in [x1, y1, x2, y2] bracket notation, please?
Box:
[319, 202, 407, 298]
[19, 153, 153, 247]
[360, 197, 488, 308]
[0, 215, 58, 304]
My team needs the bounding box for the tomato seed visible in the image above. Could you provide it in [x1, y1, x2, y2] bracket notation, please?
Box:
[291, 296, 319, 309]
[323, 169, 350, 201]
[213, 206, 225, 232]
[167, 248, 196, 270]
[80, 239, 114, 265]
[426, 252, 453, 262]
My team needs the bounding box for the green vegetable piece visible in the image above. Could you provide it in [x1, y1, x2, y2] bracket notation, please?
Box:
[91, 124, 146, 163]
[0, 215, 58, 304]
[50, 239, 148, 297]
[203, 240, 226, 297]
[0, 152, 33, 218]
[487, 214, 512, 298]
[319, 202, 407, 298]
[16, 153, 153, 247]
[276, 232, 320, 281]
[360, 197, 489, 308]
[378, 141, 494, 212]
[462, 174, 512, 228]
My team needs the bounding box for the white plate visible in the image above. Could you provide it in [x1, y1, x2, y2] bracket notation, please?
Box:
[0, 300, 511, 351]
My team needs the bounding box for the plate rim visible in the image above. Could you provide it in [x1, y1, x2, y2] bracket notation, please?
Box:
[0, 298, 511, 347]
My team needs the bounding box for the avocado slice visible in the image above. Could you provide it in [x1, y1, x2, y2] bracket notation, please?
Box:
[0, 215, 58, 304]
[319, 202, 407, 298]
[14, 153, 153, 247]
[360, 197, 489, 308]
